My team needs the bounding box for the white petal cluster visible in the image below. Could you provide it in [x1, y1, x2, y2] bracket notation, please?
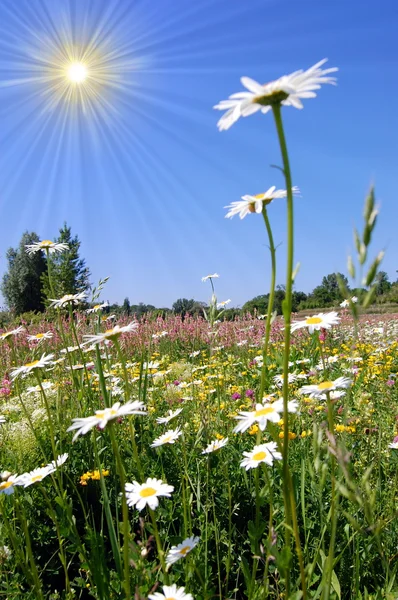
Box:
[291, 312, 340, 334]
[240, 442, 282, 470]
[67, 401, 147, 442]
[165, 535, 200, 567]
[25, 240, 69, 255]
[83, 322, 137, 344]
[125, 478, 174, 511]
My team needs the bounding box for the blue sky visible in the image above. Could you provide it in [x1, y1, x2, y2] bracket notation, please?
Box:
[0, 0, 397, 308]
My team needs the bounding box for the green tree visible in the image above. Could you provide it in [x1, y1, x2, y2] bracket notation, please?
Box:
[122, 297, 131, 316]
[172, 298, 205, 318]
[375, 271, 391, 296]
[311, 272, 349, 306]
[1, 231, 46, 314]
[42, 223, 91, 300]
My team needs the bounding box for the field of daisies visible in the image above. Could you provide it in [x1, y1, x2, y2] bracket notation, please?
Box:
[1, 59, 398, 600]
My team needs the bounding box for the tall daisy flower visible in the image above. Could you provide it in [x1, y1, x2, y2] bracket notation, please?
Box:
[0, 474, 20, 495]
[125, 478, 174, 511]
[83, 322, 137, 344]
[67, 401, 147, 441]
[25, 240, 69, 255]
[10, 353, 54, 379]
[156, 408, 183, 424]
[202, 437, 229, 454]
[214, 59, 338, 131]
[166, 536, 200, 567]
[291, 312, 340, 334]
[0, 326, 25, 341]
[299, 377, 352, 398]
[27, 331, 54, 342]
[202, 273, 219, 282]
[225, 187, 299, 219]
[151, 428, 182, 448]
[240, 442, 282, 470]
[17, 465, 55, 487]
[149, 584, 193, 600]
[49, 293, 86, 308]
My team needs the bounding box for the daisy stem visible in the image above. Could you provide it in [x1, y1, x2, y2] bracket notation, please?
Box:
[272, 103, 306, 599]
[259, 206, 277, 400]
[108, 424, 131, 600]
[148, 508, 169, 584]
[35, 371, 57, 461]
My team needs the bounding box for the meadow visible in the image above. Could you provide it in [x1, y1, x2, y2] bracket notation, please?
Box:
[0, 305, 397, 600]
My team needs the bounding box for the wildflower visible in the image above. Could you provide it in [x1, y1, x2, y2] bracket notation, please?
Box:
[279, 431, 297, 439]
[245, 389, 255, 398]
[48, 453, 68, 469]
[202, 273, 219, 282]
[234, 400, 297, 434]
[156, 408, 183, 424]
[10, 353, 54, 379]
[67, 400, 147, 441]
[149, 584, 193, 600]
[0, 474, 20, 495]
[26, 381, 54, 394]
[151, 428, 182, 447]
[166, 536, 200, 567]
[0, 326, 25, 340]
[217, 299, 231, 308]
[351, 296, 358, 303]
[232, 392, 241, 400]
[388, 436, 398, 450]
[125, 478, 174, 511]
[225, 187, 299, 219]
[300, 377, 352, 398]
[49, 293, 86, 308]
[80, 469, 110, 485]
[240, 442, 282, 470]
[291, 312, 340, 334]
[27, 331, 54, 342]
[0, 545, 11, 562]
[0, 415, 5, 424]
[25, 240, 69, 254]
[84, 323, 137, 344]
[214, 58, 337, 131]
[202, 437, 229, 454]
[87, 302, 109, 313]
[18, 465, 55, 487]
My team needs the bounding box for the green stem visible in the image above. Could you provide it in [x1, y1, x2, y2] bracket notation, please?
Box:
[148, 508, 169, 584]
[272, 103, 306, 599]
[259, 206, 277, 400]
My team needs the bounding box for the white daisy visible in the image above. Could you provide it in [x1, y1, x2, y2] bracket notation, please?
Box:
[217, 299, 231, 308]
[25, 240, 69, 255]
[351, 296, 358, 303]
[201, 273, 219, 282]
[234, 402, 282, 433]
[166, 536, 200, 567]
[156, 409, 183, 424]
[291, 312, 340, 334]
[240, 442, 282, 470]
[0, 474, 21, 495]
[0, 415, 5, 424]
[67, 400, 147, 442]
[388, 441, 398, 450]
[202, 437, 229, 454]
[0, 326, 25, 341]
[10, 353, 55, 379]
[86, 302, 109, 313]
[214, 58, 338, 131]
[18, 465, 55, 487]
[125, 478, 174, 511]
[151, 428, 182, 448]
[225, 187, 299, 219]
[299, 377, 352, 398]
[49, 293, 86, 308]
[27, 331, 54, 342]
[83, 322, 137, 344]
[48, 453, 68, 469]
[149, 584, 193, 600]
[340, 299, 349, 308]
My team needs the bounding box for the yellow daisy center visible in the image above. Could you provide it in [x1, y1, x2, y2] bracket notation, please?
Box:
[317, 381, 333, 390]
[253, 451, 267, 461]
[162, 436, 172, 443]
[254, 406, 275, 417]
[95, 409, 117, 419]
[25, 360, 40, 368]
[35, 333, 45, 339]
[31, 475, 43, 482]
[139, 487, 157, 498]
[179, 545, 191, 555]
[165, 597, 176, 600]
[0, 481, 13, 489]
[305, 317, 323, 325]
[40, 240, 53, 247]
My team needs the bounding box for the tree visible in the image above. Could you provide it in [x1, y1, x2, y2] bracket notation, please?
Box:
[1, 231, 46, 314]
[122, 297, 131, 316]
[42, 223, 91, 300]
[172, 298, 204, 318]
[375, 271, 391, 296]
[311, 272, 349, 306]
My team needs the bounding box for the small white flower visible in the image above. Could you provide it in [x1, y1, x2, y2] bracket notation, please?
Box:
[48, 453, 68, 469]
[291, 312, 340, 334]
[25, 240, 69, 255]
[340, 299, 349, 308]
[299, 376, 352, 398]
[156, 409, 183, 424]
[10, 353, 55, 379]
[0, 415, 5, 424]
[0, 326, 25, 341]
[388, 441, 398, 450]
[149, 584, 193, 600]
[189, 350, 201, 358]
[49, 293, 86, 308]
[202, 273, 219, 282]
[225, 187, 299, 219]
[86, 302, 109, 313]
[83, 322, 137, 344]
[240, 442, 282, 470]
[0, 474, 20, 495]
[166, 536, 200, 567]
[125, 478, 174, 511]
[67, 401, 147, 441]
[202, 437, 229, 454]
[214, 58, 338, 131]
[18, 465, 55, 487]
[217, 299, 231, 308]
[151, 428, 182, 448]
[234, 402, 282, 433]
[351, 296, 358, 303]
[27, 331, 54, 342]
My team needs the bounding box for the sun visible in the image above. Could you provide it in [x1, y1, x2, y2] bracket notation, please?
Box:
[67, 62, 88, 83]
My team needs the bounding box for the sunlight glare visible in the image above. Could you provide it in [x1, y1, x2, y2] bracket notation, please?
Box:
[67, 62, 88, 83]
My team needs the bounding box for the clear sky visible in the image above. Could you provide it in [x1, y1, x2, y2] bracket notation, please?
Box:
[0, 0, 397, 308]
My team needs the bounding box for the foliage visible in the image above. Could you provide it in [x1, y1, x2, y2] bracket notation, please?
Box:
[1, 232, 46, 314]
